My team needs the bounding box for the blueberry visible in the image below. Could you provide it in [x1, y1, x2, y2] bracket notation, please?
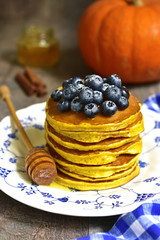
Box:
[102, 83, 110, 94]
[72, 77, 84, 86]
[84, 103, 99, 118]
[84, 75, 91, 87]
[121, 86, 130, 99]
[62, 78, 72, 88]
[93, 90, 103, 104]
[62, 84, 77, 100]
[84, 74, 103, 90]
[102, 101, 117, 116]
[107, 74, 122, 87]
[117, 96, 129, 110]
[57, 99, 70, 112]
[70, 97, 83, 112]
[51, 89, 62, 101]
[76, 83, 85, 92]
[84, 75, 91, 85]
[79, 87, 94, 104]
[104, 85, 121, 102]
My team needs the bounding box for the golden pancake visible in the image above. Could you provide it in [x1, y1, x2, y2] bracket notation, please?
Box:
[55, 164, 140, 191]
[45, 93, 141, 132]
[57, 161, 138, 182]
[45, 121, 139, 150]
[45, 112, 144, 143]
[46, 145, 140, 178]
[46, 134, 142, 165]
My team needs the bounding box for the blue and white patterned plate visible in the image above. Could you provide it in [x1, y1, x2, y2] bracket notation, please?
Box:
[0, 94, 160, 217]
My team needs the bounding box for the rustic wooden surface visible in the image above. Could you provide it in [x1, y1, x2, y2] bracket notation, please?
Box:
[0, 1, 160, 239]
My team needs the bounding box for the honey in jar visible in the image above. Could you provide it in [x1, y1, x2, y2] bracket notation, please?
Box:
[17, 26, 60, 68]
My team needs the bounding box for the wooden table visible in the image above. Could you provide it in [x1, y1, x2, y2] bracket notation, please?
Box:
[0, 2, 160, 239]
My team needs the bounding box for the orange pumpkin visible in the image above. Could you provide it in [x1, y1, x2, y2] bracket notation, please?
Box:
[78, 0, 160, 83]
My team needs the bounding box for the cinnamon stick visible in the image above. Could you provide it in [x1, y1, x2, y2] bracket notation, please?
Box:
[16, 67, 47, 97]
[25, 67, 46, 88]
[16, 73, 37, 96]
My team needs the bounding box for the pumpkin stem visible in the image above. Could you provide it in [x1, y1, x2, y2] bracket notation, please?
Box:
[132, 0, 144, 6]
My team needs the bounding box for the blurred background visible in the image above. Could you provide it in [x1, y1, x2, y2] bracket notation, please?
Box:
[0, 0, 97, 118]
[0, 0, 96, 75]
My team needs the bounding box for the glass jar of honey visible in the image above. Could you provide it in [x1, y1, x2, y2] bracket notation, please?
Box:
[17, 26, 60, 68]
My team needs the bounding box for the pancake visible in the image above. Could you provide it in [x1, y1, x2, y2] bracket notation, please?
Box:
[45, 112, 144, 143]
[45, 116, 143, 150]
[46, 145, 140, 178]
[45, 134, 142, 165]
[57, 161, 138, 182]
[46, 122, 137, 151]
[55, 164, 140, 191]
[45, 93, 141, 132]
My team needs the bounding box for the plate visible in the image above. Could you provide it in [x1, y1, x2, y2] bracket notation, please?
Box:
[0, 94, 160, 217]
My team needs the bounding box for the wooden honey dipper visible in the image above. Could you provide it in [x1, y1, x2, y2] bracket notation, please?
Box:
[0, 85, 57, 185]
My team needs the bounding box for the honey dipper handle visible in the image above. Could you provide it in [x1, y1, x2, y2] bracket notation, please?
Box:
[0, 85, 33, 150]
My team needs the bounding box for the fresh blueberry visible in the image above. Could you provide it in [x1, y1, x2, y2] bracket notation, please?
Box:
[72, 77, 84, 87]
[57, 99, 70, 112]
[79, 87, 94, 104]
[84, 74, 103, 90]
[70, 97, 83, 112]
[51, 89, 62, 101]
[62, 78, 72, 88]
[76, 83, 85, 92]
[102, 101, 117, 116]
[104, 85, 121, 102]
[84, 75, 91, 85]
[93, 90, 103, 104]
[84, 103, 99, 118]
[107, 74, 122, 87]
[84, 75, 92, 87]
[62, 84, 77, 100]
[121, 86, 130, 99]
[117, 96, 129, 110]
[102, 83, 110, 94]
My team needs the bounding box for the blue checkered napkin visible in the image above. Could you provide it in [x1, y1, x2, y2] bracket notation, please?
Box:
[74, 199, 160, 240]
[109, 201, 160, 240]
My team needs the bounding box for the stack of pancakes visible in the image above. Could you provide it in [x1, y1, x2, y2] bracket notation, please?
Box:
[45, 92, 144, 191]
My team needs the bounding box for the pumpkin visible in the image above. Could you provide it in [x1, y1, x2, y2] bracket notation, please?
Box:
[78, 0, 160, 84]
